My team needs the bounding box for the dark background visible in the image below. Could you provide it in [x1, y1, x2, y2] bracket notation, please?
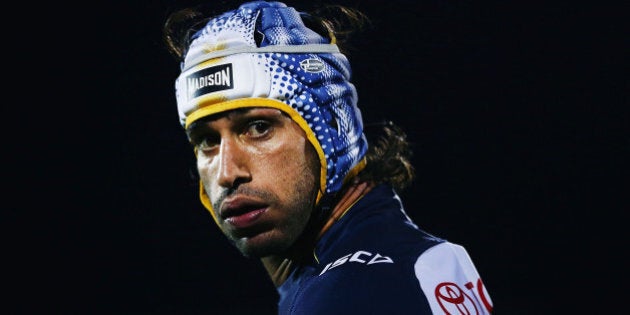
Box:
[9, 0, 625, 314]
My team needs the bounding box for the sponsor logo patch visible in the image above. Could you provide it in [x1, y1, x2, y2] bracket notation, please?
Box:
[433, 279, 493, 314]
[186, 63, 233, 99]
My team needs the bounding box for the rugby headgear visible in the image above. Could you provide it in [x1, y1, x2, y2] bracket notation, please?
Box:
[175, 1, 368, 222]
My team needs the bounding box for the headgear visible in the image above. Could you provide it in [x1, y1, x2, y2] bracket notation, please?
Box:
[175, 1, 368, 221]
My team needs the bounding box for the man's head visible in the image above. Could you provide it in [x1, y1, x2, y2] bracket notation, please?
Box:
[188, 107, 321, 257]
[173, 0, 369, 227]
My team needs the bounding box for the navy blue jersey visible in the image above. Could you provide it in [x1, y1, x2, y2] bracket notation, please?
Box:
[277, 184, 493, 314]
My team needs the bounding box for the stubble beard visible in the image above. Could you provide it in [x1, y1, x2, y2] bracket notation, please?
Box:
[210, 172, 319, 259]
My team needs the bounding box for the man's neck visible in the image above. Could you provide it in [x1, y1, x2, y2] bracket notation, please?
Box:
[259, 180, 375, 287]
[261, 256, 294, 287]
[260, 227, 318, 287]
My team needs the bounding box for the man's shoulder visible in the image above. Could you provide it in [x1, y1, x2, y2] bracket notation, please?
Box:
[288, 241, 491, 314]
[287, 241, 446, 314]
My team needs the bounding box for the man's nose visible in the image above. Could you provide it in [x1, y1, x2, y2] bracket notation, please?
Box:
[216, 137, 251, 189]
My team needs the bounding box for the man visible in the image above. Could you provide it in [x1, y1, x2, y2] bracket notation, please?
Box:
[163, 1, 493, 313]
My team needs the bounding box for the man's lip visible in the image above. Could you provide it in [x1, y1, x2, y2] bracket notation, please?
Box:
[220, 195, 268, 219]
[224, 208, 267, 229]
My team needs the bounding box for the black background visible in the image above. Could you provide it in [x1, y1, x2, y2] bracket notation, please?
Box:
[9, 0, 625, 314]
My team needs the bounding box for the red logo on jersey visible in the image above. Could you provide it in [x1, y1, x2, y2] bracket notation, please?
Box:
[435, 278, 493, 314]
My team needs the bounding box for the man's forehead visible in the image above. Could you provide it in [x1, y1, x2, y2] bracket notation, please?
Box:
[209, 107, 285, 120]
[186, 107, 285, 129]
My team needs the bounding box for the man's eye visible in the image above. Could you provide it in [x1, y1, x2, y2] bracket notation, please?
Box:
[196, 136, 219, 151]
[246, 121, 271, 137]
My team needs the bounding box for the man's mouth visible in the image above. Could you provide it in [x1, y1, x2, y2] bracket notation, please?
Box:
[220, 196, 269, 229]
[225, 208, 267, 229]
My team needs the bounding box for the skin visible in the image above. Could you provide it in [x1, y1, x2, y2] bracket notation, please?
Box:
[189, 107, 321, 260]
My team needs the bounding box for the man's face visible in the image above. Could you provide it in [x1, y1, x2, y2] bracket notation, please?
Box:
[189, 107, 320, 257]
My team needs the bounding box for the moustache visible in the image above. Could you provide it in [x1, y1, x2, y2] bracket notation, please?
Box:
[211, 185, 277, 211]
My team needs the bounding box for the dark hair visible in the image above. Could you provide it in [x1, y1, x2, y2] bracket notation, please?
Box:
[361, 121, 415, 191]
[163, 2, 414, 191]
[162, 2, 370, 61]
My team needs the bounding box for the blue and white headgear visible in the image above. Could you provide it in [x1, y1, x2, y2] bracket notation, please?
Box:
[175, 1, 368, 222]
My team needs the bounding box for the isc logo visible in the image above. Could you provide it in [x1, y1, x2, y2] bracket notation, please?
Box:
[319, 250, 394, 275]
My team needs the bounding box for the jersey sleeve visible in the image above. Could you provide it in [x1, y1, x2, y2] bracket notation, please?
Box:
[414, 242, 494, 314]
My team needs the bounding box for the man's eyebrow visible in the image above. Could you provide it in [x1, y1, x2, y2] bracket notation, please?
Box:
[186, 108, 255, 135]
[226, 107, 256, 119]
